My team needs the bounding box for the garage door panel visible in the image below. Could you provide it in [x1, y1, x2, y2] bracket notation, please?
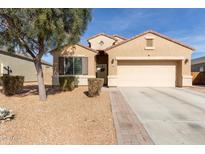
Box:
[117, 61, 176, 87]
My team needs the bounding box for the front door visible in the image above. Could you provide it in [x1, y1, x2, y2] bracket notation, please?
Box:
[96, 64, 108, 85]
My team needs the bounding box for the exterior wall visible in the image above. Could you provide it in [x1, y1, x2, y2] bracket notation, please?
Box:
[52, 45, 96, 85]
[106, 32, 193, 87]
[0, 53, 52, 82]
[88, 35, 116, 50]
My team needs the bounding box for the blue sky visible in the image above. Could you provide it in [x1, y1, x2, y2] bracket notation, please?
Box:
[44, 8, 205, 63]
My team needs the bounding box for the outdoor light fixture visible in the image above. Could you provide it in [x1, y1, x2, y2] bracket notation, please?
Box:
[99, 40, 104, 46]
[185, 58, 189, 64]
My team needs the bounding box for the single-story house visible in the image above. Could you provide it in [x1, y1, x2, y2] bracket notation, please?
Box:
[192, 56, 205, 72]
[0, 50, 52, 83]
[51, 30, 194, 87]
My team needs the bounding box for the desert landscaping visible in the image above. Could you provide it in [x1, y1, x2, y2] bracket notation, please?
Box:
[0, 85, 116, 144]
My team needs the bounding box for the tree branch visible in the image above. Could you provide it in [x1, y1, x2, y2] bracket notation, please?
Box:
[0, 13, 37, 59]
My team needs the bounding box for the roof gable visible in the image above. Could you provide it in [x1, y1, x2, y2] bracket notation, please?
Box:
[105, 30, 195, 51]
[50, 43, 97, 55]
[87, 33, 118, 42]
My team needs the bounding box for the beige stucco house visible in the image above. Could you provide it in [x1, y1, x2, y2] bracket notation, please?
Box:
[0, 50, 52, 84]
[52, 30, 194, 87]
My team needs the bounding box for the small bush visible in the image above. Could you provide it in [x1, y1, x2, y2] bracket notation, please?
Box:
[88, 78, 104, 97]
[1, 75, 24, 96]
[59, 76, 79, 91]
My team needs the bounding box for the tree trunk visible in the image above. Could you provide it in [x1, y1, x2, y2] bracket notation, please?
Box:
[34, 60, 47, 101]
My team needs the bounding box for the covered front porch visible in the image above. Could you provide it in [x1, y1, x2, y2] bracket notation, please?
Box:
[95, 50, 108, 86]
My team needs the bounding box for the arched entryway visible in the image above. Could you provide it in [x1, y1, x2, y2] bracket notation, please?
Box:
[95, 51, 108, 86]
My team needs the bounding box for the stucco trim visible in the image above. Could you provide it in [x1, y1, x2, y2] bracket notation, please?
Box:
[182, 75, 193, 86]
[144, 47, 155, 50]
[115, 56, 185, 61]
[104, 30, 195, 51]
[108, 75, 117, 87]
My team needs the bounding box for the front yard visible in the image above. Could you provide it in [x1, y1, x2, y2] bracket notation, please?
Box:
[0, 86, 116, 144]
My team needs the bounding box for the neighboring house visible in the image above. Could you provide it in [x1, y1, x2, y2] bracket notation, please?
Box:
[51, 30, 194, 87]
[192, 56, 205, 72]
[0, 50, 52, 83]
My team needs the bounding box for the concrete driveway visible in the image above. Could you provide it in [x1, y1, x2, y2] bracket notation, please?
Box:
[119, 87, 205, 144]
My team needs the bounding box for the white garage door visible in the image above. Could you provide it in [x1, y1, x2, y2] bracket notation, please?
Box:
[117, 61, 176, 87]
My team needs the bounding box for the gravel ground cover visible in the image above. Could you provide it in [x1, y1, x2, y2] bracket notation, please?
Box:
[0, 86, 116, 144]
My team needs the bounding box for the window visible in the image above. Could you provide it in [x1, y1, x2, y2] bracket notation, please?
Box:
[59, 57, 88, 75]
[145, 37, 155, 50]
[146, 39, 153, 47]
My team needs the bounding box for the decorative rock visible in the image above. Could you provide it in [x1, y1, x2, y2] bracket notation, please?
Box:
[0, 107, 14, 123]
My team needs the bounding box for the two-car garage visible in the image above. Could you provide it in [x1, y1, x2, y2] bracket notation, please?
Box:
[105, 31, 194, 88]
[117, 60, 177, 87]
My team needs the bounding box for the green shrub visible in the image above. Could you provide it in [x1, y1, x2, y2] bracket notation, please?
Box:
[1, 75, 24, 96]
[88, 78, 104, 97]
[59, 76, 79, 91]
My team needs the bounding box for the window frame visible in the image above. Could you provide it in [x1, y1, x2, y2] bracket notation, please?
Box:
[59, 56, 88, 75]
[145, 36, 155, 50]
[146, 39, 153, 47]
